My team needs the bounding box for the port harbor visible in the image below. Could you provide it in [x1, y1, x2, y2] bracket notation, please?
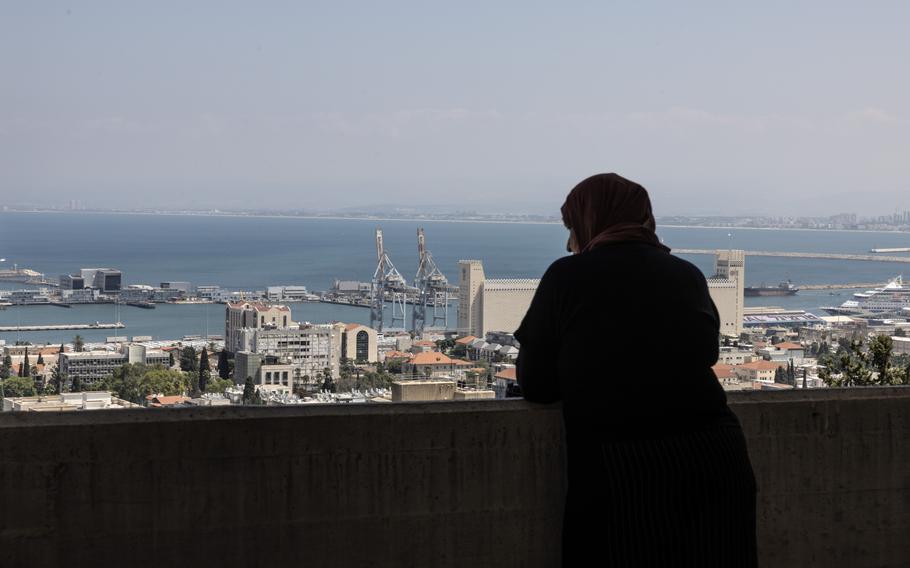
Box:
[2, 240, 906, 314]
[0, 228, 457, 335]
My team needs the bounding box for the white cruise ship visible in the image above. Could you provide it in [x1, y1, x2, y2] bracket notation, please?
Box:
[822, 276, 909, 316]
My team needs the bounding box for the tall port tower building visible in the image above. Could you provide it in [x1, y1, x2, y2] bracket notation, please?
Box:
[707, 249, 745, 336]
[457, 260, 539, 338]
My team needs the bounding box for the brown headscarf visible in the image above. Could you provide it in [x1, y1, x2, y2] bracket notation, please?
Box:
[561, 173, 670, 254]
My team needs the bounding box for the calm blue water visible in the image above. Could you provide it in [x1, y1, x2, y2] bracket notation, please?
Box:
[1, 212, 908, 343]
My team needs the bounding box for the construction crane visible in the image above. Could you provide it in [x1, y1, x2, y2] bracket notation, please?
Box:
[412, 227, 454, 337]
[369, 228, 409, 332]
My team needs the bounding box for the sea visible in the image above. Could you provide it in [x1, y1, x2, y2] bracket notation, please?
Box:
[1, 212, 909, 345]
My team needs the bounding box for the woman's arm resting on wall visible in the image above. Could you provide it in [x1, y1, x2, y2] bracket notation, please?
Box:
[515, 263, 564, 403]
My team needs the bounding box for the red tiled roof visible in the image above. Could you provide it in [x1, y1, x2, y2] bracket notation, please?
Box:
[145, 395, 190, 407]
[774, 342, 804, 350]
[712, 363, 736, 380]
[408, 351, 454, 365]
[737, 360, 783, 371]
[455, 336, 478, 345]
[495, 367, 517, 381]
[383, 350, 411, 359]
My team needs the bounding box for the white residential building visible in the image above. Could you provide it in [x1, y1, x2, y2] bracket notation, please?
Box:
[3, 391, 140, 412]
[59, 344, 170, 386]
[238, 323, 342, 379]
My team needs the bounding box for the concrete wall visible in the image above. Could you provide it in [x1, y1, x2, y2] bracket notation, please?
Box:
[391, 380, 455, 401]
[1, 387, 909, 567]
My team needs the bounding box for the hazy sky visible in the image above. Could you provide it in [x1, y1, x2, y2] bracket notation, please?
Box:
[2, 1, 909, 216]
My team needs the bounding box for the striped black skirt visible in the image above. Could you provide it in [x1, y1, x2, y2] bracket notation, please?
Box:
[562, 424, 757, 567]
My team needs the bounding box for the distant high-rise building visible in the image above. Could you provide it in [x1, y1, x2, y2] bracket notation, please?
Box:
[457, 260, 539, 338]
[59, 274, 85, 290]
[79, 268, 122, 293]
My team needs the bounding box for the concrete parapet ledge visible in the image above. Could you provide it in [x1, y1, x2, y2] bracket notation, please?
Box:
[1, 387, 909, 567]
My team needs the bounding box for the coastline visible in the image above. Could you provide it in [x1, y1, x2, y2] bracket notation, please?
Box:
[4, 209, 910, 235]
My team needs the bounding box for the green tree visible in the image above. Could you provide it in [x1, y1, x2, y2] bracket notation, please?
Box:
[73, 335, 84, 352]
[180, 346, 198, 373]
[1, 376, 36, 397]
[110, 363, 189, 404]
[22, 348, 30, 376]
[205, 376, 233, 394]
[50, 365, 67, 395]
[337, 358, 355, 392]
[198, 349, 210, 394]
[774, 366, 785, 384]
[451, 344, 467, 359]
[819, 339, 875, 387]
[322, 367, 335, 392]
[0, 354, 11, 380]
[217, 348, 230, 380]
[168, 351, 176, 368]
[869, 335, 897, 384]
[385, 359, 403, 374]
[71, 374, 83, 393]
[894, 328, 907, 337]
[242, 376, 261, 405]
[36, 352, 45, 366]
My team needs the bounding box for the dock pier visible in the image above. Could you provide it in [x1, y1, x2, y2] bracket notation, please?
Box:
[0, 322, 125, 333]
[676, 249, 910, 263]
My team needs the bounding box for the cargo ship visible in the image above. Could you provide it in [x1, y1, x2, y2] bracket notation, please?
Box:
[744, 281, 799, 297]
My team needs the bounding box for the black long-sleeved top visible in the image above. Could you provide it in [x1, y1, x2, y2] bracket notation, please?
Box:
[515, 242, 736, 441]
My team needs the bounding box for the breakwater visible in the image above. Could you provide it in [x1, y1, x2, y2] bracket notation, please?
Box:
[676, 249, 910, 263]
[0, 322, 125, 332]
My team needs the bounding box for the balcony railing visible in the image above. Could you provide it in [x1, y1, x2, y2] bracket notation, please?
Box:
[1, 387, 908, 567]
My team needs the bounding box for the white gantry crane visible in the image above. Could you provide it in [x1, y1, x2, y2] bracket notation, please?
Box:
[412, 227, 453, 337]
[369, 228, 410, 332]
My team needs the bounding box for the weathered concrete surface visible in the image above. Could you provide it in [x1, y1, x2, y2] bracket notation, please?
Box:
[0, 401, 566, 568]
[730, 387, 910, 568]
[391, 380, 456, 401]
[0, 387, 908, 567]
